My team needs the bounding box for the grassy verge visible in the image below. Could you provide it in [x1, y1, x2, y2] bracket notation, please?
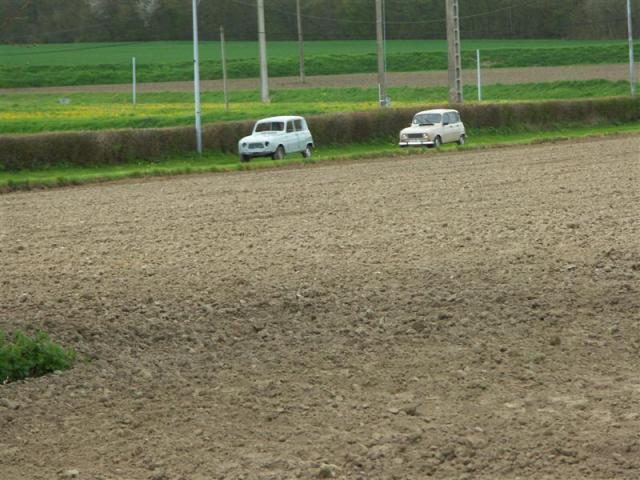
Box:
[1, 80, 635, 134]
[3, 123, 638, 193]
[1, 43, 637, 88]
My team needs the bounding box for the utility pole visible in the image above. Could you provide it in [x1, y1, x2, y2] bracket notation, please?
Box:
[220, 25, 229, 112]
[296, 0, 305, 83]
[375, 0, 387, 107]
[627, 0, 636, 97]
[446, 0, 463, 104]
[192, 0, 203, 154]
[257, 0, 270, 103]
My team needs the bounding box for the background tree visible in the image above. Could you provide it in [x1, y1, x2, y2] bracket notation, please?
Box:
[0, 0, 637, 43]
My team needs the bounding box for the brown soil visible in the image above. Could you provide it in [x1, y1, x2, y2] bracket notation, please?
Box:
[0, 63, 637, 95]
[1, 137, 640, 479]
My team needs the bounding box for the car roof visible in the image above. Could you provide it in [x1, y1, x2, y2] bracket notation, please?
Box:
[255, 116, 304, 123]
[414, 109, 458, 115]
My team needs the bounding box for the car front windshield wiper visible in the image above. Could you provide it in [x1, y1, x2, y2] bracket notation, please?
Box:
[418, 123, 434, 126]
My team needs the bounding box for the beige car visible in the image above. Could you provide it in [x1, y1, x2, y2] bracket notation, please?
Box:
[399, 109, 466, 148]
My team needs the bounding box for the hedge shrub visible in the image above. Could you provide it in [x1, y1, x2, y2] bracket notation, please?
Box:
[1, 97, 638, 171]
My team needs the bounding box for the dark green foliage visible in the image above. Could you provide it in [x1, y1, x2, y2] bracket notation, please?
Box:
[1, 0, 638, 44]
[1, 97, 638, 171]
[0, 331, 76, 384]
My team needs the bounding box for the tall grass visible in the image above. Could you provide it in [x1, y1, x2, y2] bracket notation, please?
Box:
[0, 80, 633, 134]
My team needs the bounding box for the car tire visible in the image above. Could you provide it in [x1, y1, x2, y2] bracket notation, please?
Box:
[434, 136, 443, 148]
[457, 135, 466, 146]
[272, 146, 285, 160]
[240, 154, 250, 162]
[302, 144, 313, 159]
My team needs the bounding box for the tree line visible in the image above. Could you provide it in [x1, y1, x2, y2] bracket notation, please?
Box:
[1, 0, 637, 44]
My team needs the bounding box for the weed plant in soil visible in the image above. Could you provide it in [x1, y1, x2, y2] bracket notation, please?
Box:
[0, 80, 632, 134]
[0, 330, 76, 383]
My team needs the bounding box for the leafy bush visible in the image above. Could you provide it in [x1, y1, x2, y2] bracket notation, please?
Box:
[0, 330, 76, 384]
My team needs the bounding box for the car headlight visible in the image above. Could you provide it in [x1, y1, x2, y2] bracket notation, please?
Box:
[242, 143, 247, 147]
[423, 133, 430, 139]
[401, 134, 408, 140]
[265, 141, 270, 146]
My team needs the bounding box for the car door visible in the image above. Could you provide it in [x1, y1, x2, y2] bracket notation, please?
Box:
[443, 113, 457, 143]
[294, 119, 307, 151]
[285, 120, 299, 152]
[452, 112, 464, 140]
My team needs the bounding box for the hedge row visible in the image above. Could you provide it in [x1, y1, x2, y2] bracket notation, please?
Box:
[1, 97, 638, 171]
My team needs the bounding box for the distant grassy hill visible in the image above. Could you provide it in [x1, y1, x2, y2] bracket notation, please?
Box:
[0, 40, 637, 89]
[0, 39, 629, 66]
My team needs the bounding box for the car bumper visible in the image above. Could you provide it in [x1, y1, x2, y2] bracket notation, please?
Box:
[239, 148, 274, 157]
[399, 141, 434, 147]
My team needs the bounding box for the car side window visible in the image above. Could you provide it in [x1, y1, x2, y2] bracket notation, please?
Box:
[286, 121, 295, 133]
[294, 119, 304, 131]
[443, 113, 450, 125]
[453, 112, 460, 123]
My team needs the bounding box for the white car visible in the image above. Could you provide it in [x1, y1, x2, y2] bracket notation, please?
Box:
[399, 109, 466, 148]
[238, 116, 314, 162]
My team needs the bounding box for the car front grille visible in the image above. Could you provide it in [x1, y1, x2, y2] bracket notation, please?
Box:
[407, 133, 425, 139]
[248, 143, 264, 149]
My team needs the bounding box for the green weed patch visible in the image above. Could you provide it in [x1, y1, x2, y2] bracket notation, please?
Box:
[0, 331, 76, 384]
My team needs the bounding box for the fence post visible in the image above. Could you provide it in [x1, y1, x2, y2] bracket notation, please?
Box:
[220, 26, 229, 112]
[476, 50, 482, 102]
[132, 57, 137, 106]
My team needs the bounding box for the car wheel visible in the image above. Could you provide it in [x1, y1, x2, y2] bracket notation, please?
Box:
[457, 135, 466, 146]
[434, 136, 442, 148]
[302, 144, 313, 159]
[272, 146, 285, 160]
[240, 154, 250, 163]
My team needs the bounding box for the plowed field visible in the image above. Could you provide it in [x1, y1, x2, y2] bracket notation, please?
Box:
[1, 136, 639, 479]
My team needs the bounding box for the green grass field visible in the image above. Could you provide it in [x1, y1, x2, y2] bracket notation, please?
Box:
[1, 40, 637, 88]
[1, 39, 629, 66]
[3, 123, 639, 193]
[0, 80, 633, 134]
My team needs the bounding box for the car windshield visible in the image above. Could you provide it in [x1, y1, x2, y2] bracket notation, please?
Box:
[413, 113, 442, 126]
[255, 121, 285, 133]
